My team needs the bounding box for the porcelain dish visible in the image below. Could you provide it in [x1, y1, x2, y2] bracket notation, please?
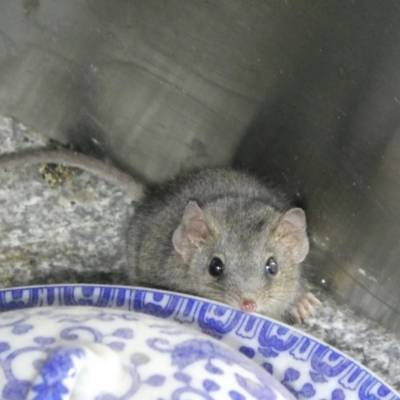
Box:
[0, 285, 398, 400]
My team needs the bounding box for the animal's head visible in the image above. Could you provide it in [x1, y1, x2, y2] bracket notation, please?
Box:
[172, 199, 309, 319]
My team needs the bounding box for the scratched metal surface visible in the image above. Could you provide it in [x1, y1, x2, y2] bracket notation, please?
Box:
[0, 1, 400, 332]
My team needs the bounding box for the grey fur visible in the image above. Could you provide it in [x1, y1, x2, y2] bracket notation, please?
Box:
[126, 167, 311, 322]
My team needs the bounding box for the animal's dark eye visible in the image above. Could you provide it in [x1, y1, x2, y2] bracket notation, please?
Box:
[209, 257, 224, 277]
[265, 257, 278, 275]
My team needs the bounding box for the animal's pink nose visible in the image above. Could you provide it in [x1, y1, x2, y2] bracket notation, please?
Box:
[240, 300, 257, 313]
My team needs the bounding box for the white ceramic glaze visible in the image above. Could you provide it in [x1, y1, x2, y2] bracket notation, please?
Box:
[0, 306, 293, 400]
[0, 285, 398, 400]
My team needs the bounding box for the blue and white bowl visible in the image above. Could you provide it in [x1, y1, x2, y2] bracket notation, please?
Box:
[0, 285, 398, 400]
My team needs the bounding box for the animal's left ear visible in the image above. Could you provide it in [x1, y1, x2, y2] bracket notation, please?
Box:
[274, 208, 309, 263]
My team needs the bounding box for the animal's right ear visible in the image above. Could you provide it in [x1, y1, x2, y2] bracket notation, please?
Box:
[172, 201, 211, 262]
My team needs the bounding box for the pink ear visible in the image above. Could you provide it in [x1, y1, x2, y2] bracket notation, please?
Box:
[172, 201, 211, 262]
[275, 208, 309, 263]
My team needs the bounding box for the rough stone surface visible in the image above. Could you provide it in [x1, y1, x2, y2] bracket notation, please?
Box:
[0, 115, 133, 287]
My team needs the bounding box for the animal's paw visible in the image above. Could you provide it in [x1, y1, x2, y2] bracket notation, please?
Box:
[290, 292, 321, 324]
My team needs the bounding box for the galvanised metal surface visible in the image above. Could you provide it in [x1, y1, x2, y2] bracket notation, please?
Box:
[0, 1, 400, 331]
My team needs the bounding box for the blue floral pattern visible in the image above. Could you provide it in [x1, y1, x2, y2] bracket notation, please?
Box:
[0, 306, 288, 399]
[0, 285, 397, 400]
[30, 346, 84, 400]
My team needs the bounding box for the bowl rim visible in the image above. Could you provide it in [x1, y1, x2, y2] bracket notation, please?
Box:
[0, 283, 398, 398]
